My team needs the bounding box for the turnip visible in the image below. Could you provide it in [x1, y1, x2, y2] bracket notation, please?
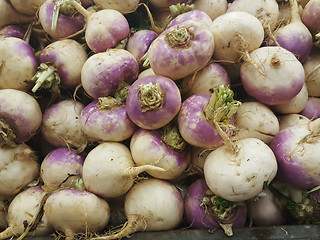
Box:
[178, 85, 241, 149]
[209, 11, 264, 64]
[82, 142, 167, 199]
[91, 178, 184, 240]
[304, 47, 320, 97]
[184, 178, 247, 236]
[240, 46, 305, 105]
[227, 0, 280, 34]
[31, 39, 88, 96]
[0, 37, 38, 91]
[126, 75, 181, 130]
[69, 0, 130, 53]
[180, 62, 231, 98]
[0, 25, 26, 39]
[266, 0, 313, 63]
[192, 0, 228, 20]
[0, 143, 39, 196]
[271, 83, 308, 114]
[125, 29, 158, 67]
[0, 89, 42, 147]
[138, 68, 155, 78]
[0, 0, 34, 28]
[300, 97, 320, 120]
[0, 186, 53, 240]
[233, 101, 280, 144]
[39, 0, 85, 39]
[10, 0, 47, 16]
[278, 113, 310, 130]
[130, 124, 191, 180]
[80, 96, 136, 142]
[44, 188, 110, 240]
[147, 20, 214, 80]
[81, 49, 139, 99]
[189, 146, 213, 174]
[40, 147, 85, 191]
[301, 0, 320, 35]
[269, 118, 320, 189]
[148, 0, 189, 9]
[93, 0, 140, 14]
[204, 137, 278, 202]
[41, 99, 89, 152]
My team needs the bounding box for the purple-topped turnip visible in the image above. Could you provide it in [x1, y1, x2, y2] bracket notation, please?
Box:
[147, 20, 214, 80]
[126, 75, 181, 130]
[31, 39, 88, 96]
[130, 124, 191, 180]
[178, 85, 241, 149]
[91, 178, 184, 240]
[39, 0, 85, 39]
[81, 49, 139, 99]
[69, 0, 130, 53]
[240, 46, 305, 105]
[80, 96, 137, 142]
[184, 178, 247, 236]
[301, 0, 320, 35]
[0, 37, 37, 90]
[266, 0, 312, 63]
[304, 47, 320, 97]
[0, 25, 26, 39]
[0, 89, 42, 146]
[270, 118, 320, 189]
[300, 97, 320, 119]
[44, 188, 110, 240]
[40, 147, 85, 191]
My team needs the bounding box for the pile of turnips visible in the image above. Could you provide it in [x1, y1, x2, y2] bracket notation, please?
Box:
[1, 0, 320, 239]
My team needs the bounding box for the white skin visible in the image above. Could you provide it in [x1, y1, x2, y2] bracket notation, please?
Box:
[93, 0, 140, 13]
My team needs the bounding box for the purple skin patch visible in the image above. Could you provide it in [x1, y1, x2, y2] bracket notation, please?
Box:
[185, 178, 247, 229]
[0, 25, 26, 39]
[166, 10, 212, 29]
[270, 128, 320, 189]
[300, 97, 320, 120]
[126, 75, 181, 130]
[81, 100, 136, 141]
[41, 0, 85, 39]
[178, 94, 224, 149]
[15, 40, 38, 70]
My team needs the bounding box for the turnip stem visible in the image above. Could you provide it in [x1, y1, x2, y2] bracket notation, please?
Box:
[31, 64, 56, 93]
[0, 226, 14, 239]
[137, 82, 166, 112]
[69, 0, 90, 19]
[288, 0, 300, 23]
[161, 123, 186, 152]
[138, 3, 163, 34]
[128, 165, 167, 176]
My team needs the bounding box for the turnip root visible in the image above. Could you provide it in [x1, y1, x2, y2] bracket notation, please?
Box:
[204, 138, 278, 201]
[0, 37, 38, 91]
[0, 144, 39, 196]
[240, 46, 305, 105]
[300, 97, 320, 119]
[278, 114, 310, 130]
[192, 0, 228, 20]
[269, 118, 320, 189]
[40, 147, 85, 191]
[82, 142, 167, 199]
[233, 101, 280, 144]
[0, 89, 42, 146]
[44, 189, 110, 240]
[10, 0, 47, 16]
[41, 99, 89, 152]
[209, 11, 264, 64]
[91, 178, 184, 240]
[130, 125, 191, 180]
[69, 0, 130, 53]
[0, 186, 53, 240]
[93, 0, 140, 14]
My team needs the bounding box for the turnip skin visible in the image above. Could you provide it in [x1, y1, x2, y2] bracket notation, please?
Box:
[81, 49, 139, 99]
[278, 114, 310, 131]
[41, 99, 89, 152]
[301, 0, 320, 35]
[192, 0, 228, 21]
[126, 75, 181, 130]
[148, 0, 189, 9]
[36, 39, 88, 90]
[0, 144, 39, 196]
[204, 138, 278, 202]
[240, 46, 305, 106]
[93, 0, 140, 14]
[0, 25, 26, 39]
[0, 186, 53, 239]
[184, 178, 247, 232]
[80, 99, 136, 142]
[10, 0, 47, 16]
[44, 189, 110, 240]
[304, 47, 320, 97]
[177, 94, 224, 149]
[40, 147, 85, 191]
[39, 0, 85, 39]
[147, 21, 215, 80]
[269, 119, 320, 189]
[0, 37, 37, 91]
[130, 127, 191, 180]
[300, 97, 320, 120]
[0, 89, 42, 145]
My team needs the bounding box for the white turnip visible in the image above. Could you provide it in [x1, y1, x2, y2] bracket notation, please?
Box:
[93, 0, 140, 14]
[278, 113, 310, 130]
[304, 47, 320, 97]
[192, 0, 228, 20]
[10, 0, 47, 16]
